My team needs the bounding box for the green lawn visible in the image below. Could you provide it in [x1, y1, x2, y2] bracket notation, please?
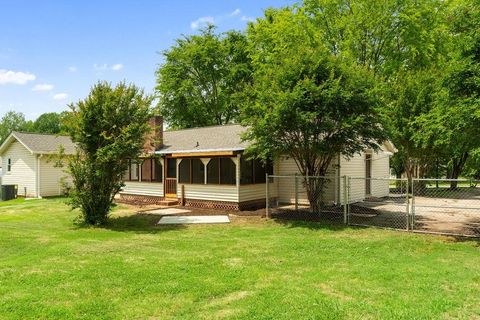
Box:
[0, 198, 479, 319]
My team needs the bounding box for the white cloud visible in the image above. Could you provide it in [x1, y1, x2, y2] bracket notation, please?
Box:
[32, 83, 54, 92]
[230, 8, 241, 16]
[190, 16, 215, 30]
[241, 15, 255, 22]
[94, 63, 108, 71]
[53, 93, 68, 101]
[0, 69, 36, 85]
[111, 63, 123, 71]
[68, 66, 77, 72]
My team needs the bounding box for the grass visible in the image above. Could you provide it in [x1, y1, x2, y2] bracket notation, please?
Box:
[1, 198, 479, 319]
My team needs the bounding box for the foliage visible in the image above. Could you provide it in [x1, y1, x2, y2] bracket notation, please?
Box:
[66, 82, 152, 225]
[156, 25, 252, 129]
[32, 111, 69, 134]
[243, 8, 384, 210]
[0, 111, 29, 143]
[303, 0, 449, 75]
[414, 0, 480, 185]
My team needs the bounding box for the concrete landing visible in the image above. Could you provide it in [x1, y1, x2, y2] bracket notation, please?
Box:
[157, 215, 230, 225]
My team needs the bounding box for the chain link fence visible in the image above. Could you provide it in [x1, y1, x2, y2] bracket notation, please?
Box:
[265, 175, 343, 223]
[411, 179, 480, 237]
[266, 175, 480, 237]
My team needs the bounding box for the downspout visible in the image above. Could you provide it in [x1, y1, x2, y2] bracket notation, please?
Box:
[36, 154, 43, 198]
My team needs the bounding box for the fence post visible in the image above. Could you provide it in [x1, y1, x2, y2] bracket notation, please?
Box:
[411, 178, 415, 231]
[405, 179, 410, 231]
[265, 173, 270, 219]
[294, 173, 299, 211]
[343, 175, 348, 225]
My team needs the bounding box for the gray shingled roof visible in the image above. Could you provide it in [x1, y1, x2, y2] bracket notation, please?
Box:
[11, 131, 76, 155]
[157, 124, 250, 154]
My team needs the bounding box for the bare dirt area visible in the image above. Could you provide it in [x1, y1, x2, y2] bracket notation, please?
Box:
[351, 190, 480, 237]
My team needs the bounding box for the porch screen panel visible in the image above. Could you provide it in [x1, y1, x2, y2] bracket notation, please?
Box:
[153, 159, 163, 182]
[178, 159, 190, 183]
[220, 158, 236, 185]
[141, 159, 152, 182]
[191, 159, 204, 184]
[240, 158, 253, 184]
[207, 158, 220, 184]
[254, 160, 266, 183]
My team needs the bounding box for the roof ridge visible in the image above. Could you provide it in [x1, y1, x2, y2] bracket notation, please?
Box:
[13, 131, 71, 138]
[165, 123, 243, 133]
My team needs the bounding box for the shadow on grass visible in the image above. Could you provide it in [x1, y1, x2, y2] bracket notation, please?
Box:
[271, 209, 348, 231]
[103, 213, 186, 234]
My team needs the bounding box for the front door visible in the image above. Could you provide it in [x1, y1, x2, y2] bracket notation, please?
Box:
[365, 154, 372, 196]
[165, 157, 177, 198]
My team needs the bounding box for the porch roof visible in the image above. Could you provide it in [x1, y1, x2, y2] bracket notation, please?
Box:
[156, 124, 250, 155]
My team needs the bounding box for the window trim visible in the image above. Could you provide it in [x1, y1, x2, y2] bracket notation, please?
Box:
[7, 158, 11, 172]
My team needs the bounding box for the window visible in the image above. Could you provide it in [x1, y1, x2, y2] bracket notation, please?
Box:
[207, 158, 236, 185]
[178, 158, 205, 184]
[140, 158, 162, 182]
[7, 158, 11, 172]
[240, 158, 273, 184]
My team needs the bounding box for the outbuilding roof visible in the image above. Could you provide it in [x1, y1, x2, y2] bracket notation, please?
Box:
[157, 124, 250, 155]
[0, 131, 76, 155]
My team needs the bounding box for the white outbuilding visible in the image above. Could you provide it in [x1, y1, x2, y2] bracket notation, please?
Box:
[0, 132, 75, 198]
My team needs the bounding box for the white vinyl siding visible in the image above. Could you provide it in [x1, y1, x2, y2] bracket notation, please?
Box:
[340, 153, 366, 203]
[39, 157, 72, 197]
[239, 182, 277, 202]
[178, 184, 238, 202]
[121, 182, 164, 197]
[276, 156, 336, 205]
[370, 151, 391, 198]
[1, 141, 37, 197]
[339, 150, 392, 202]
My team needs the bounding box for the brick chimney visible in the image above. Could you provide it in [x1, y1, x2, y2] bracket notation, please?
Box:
[143, 115, 163, 153]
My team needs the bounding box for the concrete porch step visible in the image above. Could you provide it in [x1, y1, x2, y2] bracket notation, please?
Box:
[158, 199, 179, 206]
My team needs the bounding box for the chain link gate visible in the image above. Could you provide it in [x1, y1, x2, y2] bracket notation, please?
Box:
[344, 177, 410, 231]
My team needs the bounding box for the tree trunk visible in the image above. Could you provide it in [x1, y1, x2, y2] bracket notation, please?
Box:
[448, 152, 469, 189]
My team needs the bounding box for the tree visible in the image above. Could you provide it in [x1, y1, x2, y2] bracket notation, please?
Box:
[0, 111, 28, 143]
[66, 82, 153, 225]
[156, 25, 252, 129]
[243, 8, 384, 211]
[414, 0, 480, 187]
[304, 0, 450, 181]
[32, 112, 65, 134]
[386, 69, 443, 181]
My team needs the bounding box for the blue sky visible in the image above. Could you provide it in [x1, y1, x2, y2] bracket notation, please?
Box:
[0, 0, 294, 120]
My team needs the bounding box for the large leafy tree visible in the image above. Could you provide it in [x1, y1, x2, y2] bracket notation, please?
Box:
[156, 25, 252, 129]
[32, 112, 69, 134]
[66, 82, 152, 225]
[243, 8, 384, 211]
[414, 0, 480, 186]
[304, 0, 449, 180]
[0, 111, 29, 143]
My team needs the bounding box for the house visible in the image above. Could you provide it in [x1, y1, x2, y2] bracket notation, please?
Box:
[120, 117, 396, 210]
[0, 132, 75, 198]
